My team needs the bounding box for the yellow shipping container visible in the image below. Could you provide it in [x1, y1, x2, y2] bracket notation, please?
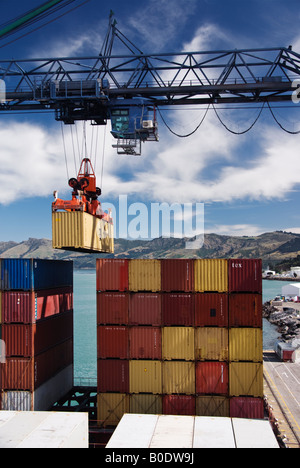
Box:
[194, 259, 228, 292]
[229, 328, 263, 362]
[129, 394, 162, 415]
[229, 362, 264, 397]
[162, 327, 195, 361]
[163, 361, 195, 395]
[129, 259, 161, 292]
[129, 360, 162, 394]
[196, 396, 230, 417]
[195, 328, 228, 361]
[97, 393, 129, 427]
[52, 211, 114, 253]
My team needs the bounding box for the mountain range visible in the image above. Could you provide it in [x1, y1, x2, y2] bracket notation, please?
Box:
[1, 231, 300, 270]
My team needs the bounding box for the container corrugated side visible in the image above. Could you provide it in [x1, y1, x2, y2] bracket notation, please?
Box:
[229, 362, 263, 397]
[129, 327, 162, 360]
[228, 259, 262, 293]
[96, 259, 129, 292]
[195, 328, 228, 361]
[129, 260, 161, 292]
[161, 259, 194, 292]
[194, 293, 228, 327]
[195, 361, 229, 395]
[0, 391, 32, 411]
[162, 327, 195, 361]
[196, 396, 229, 417]
[97, 393, 129, 428]
[97, 359, 129, 393]
[129, 293, 161, 326]
[162, 361, 195, 395]
[229, 328, 263, 362]
[129, 394, 162, 415]
[162, 293, 194, 326]
[97, 292, 129, 325]
[52, 211, 114, 254]
[163, 395, 195, 415]
[228, 293, 262, 327]
[97, 326, 129, 359]
[229, 396, 264, 419]
[129, 360, 162, 394]
[0, 259, 73, 291]
[194, 259, 228, 292]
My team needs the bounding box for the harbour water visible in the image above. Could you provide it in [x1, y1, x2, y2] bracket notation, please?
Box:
[73, 271, 285, 384]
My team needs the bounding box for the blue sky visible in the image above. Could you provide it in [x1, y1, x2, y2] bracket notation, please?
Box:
[1, 0, 300, 242]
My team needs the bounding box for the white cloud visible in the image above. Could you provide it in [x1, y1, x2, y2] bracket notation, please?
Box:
[207, 224, 266, 237]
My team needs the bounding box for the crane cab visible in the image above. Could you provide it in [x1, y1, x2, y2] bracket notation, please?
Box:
[109, 97, 158, 155]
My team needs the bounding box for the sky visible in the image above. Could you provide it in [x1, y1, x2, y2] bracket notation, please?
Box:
[1, 0, 300, 242]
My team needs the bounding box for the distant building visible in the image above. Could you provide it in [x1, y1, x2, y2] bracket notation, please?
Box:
[282, 282, 300, 300]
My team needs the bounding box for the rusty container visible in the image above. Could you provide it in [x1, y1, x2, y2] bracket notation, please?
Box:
[129, 327, 162, 360]
[194, 293, 228, 327]
[196, 396, 229, 417]
[97, 359, 129, 393]
[97, 326, 129, 359]
[129, 293, 162, 326]
[162, 394, 196, 415]
[228, 259, 262, 293]
[129, 259, 161, 292]
[195, 361, 229, 395]
[195, 328, 229, 361]
[96, 259, 129, 292]
[97, 292, 129, 325]
[129, 394, 162, 415]
[161, 259, 194, 292]
[162, 293, 194, 326]
[228, 293, 262, 327]
[229, 396, 264, 419]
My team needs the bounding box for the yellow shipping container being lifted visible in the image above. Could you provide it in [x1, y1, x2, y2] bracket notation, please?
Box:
[194, 259, 228, 292]
[129, 260, 161, 292]
[52, 211, 114, 254]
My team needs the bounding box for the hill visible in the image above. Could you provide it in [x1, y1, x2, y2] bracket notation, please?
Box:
[0, 231, 300, 270]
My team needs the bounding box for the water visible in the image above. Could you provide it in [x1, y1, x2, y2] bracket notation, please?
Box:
[73, 272, 285, 382]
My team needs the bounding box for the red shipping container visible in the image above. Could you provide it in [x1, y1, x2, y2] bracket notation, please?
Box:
[2, 311, 73, 357]
[97, 326, 129, 359]
[129, 327, 162, 360]
[2, 288, 73, 323]
[96, 259, 129, 292]
[97, 359, 129, 393]
[196, 362, 229, 395]
[229, 293, 262, 327]
[228, 259, 262, 293]
[229, 397, 264, 419]
[97, 292, 129, 325]
[1, 339, 73, 390]
[161, 259, 194, 292]
[129, 293, 161, 326]
[195, 293, 228, 327]
[162, 293, 194, 326]
[163, 395, 195, 415]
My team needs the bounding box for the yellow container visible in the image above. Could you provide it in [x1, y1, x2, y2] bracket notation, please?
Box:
[97, 393, 129, 427]
[196, 396, 229, 417]
[229, 328, 263, 362]
[195, 328, 228, 361]
[129, 394, 162, 415]
[129, 360, 162, 394]
[162, 327, 195, 361]
[129, 259, 161, 292]
[194, 259, 228, 292]
[52, 211, 114, 253]
[229, 362, 264, 397]
[163, 361, 195, 395]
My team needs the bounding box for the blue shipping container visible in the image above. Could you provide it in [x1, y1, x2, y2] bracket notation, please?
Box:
[0, 259, 73, 291]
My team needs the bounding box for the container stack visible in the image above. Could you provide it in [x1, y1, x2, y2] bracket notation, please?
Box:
[0, 259, 74, 411]
[96, 258, 264, 428]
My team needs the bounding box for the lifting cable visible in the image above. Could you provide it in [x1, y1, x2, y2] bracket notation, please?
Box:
[157, 105, 210, 138]
[267, 101, 300, 135]
[212, 102, 265, 135]
[60, 121, 69, 181]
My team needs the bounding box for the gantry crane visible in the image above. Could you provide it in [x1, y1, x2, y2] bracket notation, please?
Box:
[1, 7, 300, 252]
